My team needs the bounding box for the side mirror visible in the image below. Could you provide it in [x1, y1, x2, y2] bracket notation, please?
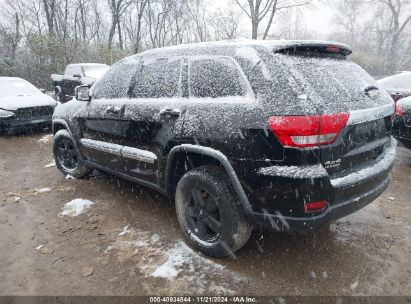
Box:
[40, 89, 46, 94]
[73, 73, 81, 78]
[75, 85, 91, 102]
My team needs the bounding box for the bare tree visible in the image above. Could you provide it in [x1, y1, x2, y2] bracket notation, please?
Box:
[0, 11, 22, 59]
[377, 0, 411, 71]
[107, 0, 132, 49]
[210, 8, 242, 40]
[234, 0, 312, 39]
[124, 0, 149, 53]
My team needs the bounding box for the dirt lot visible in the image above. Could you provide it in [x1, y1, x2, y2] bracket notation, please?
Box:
[0, 132, 410, 296]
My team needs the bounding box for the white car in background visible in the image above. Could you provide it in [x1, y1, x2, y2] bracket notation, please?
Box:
[378, 71, 411, 102]
[0, 77, 57, 135]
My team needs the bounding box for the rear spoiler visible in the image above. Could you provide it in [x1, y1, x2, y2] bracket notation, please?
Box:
[273, 42, 352, 57]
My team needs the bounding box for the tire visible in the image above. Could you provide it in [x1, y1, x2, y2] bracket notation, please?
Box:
[175, 166, 252, 258]
[53, 129, 91, 178]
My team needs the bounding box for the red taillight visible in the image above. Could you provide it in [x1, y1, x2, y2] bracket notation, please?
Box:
[395, 103, 404, 116]
[326, 45, 341, 53]
[304, 201, 328, 213]
[269, 113, 350, 148]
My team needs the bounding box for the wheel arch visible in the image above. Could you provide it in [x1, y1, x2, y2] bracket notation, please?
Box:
[165, 144, 253, 215]
[52, 119, 82, 154]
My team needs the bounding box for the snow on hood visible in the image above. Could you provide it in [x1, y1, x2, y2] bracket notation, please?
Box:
[0, 94, 57, 111]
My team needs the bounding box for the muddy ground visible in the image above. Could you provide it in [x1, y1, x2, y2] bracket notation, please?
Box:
[0, 132, 410, 296]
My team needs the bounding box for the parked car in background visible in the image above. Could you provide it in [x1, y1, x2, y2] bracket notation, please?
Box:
[378, 71, 411, 102]
[52, 40, 396, 257]
[51, 63, 110, 103]
[0, 77, 57, 135]
[393, 97, 411, 148]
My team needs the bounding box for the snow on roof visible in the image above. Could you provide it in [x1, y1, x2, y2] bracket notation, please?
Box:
[135, 39, 352, 58]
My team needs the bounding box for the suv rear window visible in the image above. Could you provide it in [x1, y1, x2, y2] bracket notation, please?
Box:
[254, 53, 386, 113]
[130, 58, 182, 98]
[189, 58, 247, 98]
[283, 55, 374, 102]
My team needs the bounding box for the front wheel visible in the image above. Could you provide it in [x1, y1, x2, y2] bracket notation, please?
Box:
[53, 129, 91, 178]
[175, 166, 252, 258]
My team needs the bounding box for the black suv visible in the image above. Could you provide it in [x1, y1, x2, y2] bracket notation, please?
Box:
[52, 40, 396, 257]
[393, 97, 411, 148]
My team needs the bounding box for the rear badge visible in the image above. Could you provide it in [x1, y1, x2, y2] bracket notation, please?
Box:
[325, 159, 342, 169]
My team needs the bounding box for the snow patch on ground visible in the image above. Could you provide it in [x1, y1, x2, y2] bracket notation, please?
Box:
[65, 175, 77, 180]
[44, 161, 56, 168]
[119, 225, 131, 236]
[103, 224, 240, 294]
[152, 241, 225, 279]
[59, 199, 95, 217]
[38, 134, 53, 143]
[35, 188, 51, 193]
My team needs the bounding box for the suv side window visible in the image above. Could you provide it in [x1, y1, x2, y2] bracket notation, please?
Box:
[189, 57, 247, 98]
[92, 59, 138, 99]
[129, 58, 182, 98]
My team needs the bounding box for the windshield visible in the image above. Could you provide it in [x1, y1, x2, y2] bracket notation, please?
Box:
[83, 65, 110, 79]
[378, 73, 411, 90]
[0, 79, 42, 98]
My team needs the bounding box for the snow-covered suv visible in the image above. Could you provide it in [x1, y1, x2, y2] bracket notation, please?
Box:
[52, 40, 396, 257]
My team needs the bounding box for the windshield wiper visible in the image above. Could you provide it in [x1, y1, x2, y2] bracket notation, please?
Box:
[364, 85, 379, 94]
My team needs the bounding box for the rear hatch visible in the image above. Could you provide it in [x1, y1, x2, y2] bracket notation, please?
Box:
[269, 45, 395, 178]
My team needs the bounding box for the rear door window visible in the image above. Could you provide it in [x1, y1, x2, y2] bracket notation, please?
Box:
[129, 58, 182, 99]
[188, 57, 247, 98]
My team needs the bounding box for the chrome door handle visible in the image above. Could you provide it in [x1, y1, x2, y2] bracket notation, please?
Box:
[159, 108, 181, 119]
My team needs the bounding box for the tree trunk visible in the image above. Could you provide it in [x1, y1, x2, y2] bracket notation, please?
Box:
[251, 19, 258, 39]
[43, 0, 56, 37]
[108, 17, 117, 50]
[117, 20, 123, 49]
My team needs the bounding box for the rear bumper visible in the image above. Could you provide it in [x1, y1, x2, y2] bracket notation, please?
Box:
[251, 174, 390, 232]
[237, 138, 396, 232]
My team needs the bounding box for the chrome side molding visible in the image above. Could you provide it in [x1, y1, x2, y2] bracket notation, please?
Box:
[348, 103, 394, 125]
[80, 139, 157, 164]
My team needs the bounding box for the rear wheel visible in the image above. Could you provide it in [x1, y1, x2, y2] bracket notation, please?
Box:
[175, 166, 252, 258]
[53, 129, 91, 178]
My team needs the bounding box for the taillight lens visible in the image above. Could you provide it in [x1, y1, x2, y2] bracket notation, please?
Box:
[269, 113, 350, 148]
[304, 201, 328, 213]
[395, 103, 404, 116]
